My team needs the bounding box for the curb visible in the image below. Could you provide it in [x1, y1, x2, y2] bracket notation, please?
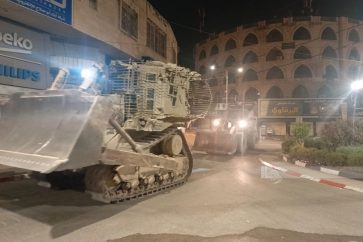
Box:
[282, 154, 363, 181]
[260, 159, 363, 194]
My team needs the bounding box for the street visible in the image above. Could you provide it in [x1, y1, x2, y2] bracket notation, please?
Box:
[0, 140, 363, 242]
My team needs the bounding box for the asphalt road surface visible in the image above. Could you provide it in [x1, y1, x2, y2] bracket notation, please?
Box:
[0, 140, 363, 242]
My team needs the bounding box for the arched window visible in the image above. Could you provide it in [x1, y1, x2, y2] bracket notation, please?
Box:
[199, 50, 206, 60]
[266, 29, 283, 42]
[199, 65, 206, 75]
[349, 48, 360, 61]
[322, 27, 337, 40]
[266, 67, 284, 80]
[243, 51, 258, 64]
[292, 85, 309, 98]
[294, 65, 312, 79]
[229, 89, 239, 103]
[225, 39, 237, 51]
[210, 45, 219, 56]
[322, 46, 337, 59]
[209, 76, 218, 87]
[266, 86, 283, 98]
[243, 33, 258, 46]
[349, 29, 360, 43]
[224, 55, 236, 67]
[293, 27, 311, 40]
[227, 71, 236, 84]
[317, 86, 332, 98]
[294, 46, 312, 59]
[213, 92, 222, 103]
[266, 48, 284, 61]
[243, 69, 258, 81]
[245, 88, 260, 101]
[324, 65, 338, 80]
[349, 65, 360, 80]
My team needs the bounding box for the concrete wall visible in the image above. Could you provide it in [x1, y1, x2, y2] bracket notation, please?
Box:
[73, 0, 178, 63]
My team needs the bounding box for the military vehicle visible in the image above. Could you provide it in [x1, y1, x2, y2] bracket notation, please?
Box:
[0, 61, 211, 203]
[193, 103, 258, 155]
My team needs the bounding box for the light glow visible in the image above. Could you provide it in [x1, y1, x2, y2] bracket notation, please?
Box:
[81, 68, 96, 79]
[238, 120, 248, 128]
[212, 119, 221, 127]
[351, 80, 363, 91]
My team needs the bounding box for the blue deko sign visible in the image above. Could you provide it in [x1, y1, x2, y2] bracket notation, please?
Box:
[10, 0, 72, 25]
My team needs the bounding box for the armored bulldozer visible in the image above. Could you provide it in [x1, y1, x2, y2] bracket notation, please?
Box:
[193, 103, 258, 155]
[0, 61, 211, 203]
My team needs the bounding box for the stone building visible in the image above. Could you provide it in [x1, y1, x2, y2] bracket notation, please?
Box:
[0, 0, 178, 92]
[195, 16, 363, 135]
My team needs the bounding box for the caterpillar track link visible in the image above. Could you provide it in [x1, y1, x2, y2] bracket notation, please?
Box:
[84, 129, 193, 203]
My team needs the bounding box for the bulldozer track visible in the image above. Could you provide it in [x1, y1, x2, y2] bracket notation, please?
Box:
[86, 128, 193, 203]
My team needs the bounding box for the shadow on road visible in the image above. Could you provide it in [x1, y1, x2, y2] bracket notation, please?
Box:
[0, 179, 152, 238]
[109, 226, 363, 242]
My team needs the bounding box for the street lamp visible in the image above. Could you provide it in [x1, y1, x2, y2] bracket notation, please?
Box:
[209, 65, 243, 109]
[350, 80, 363, 133]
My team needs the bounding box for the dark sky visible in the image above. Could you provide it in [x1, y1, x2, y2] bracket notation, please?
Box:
[148, 0, 363, 69]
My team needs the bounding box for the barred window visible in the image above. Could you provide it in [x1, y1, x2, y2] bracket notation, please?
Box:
[121, 1, 138, 39]
[147, 19, 167, 57]
[89, 0, 97, 10]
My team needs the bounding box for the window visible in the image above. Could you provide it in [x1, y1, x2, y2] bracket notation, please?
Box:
[199, 50, 206, 60]
[147, 19, 166, 57]
[293, 27, 311, 40]
[322, 46, 337, 59]
[228, 90, 239, 103]
[199, 65, 206, 75]
[227, 71, 236, 83]
[266, 86, 283, 98]
[324, 65, 338, 80]
[210, 45, 219, 56]
[294, 46, 311, 59]
[349, 48, 360, 61]
[225, 39, 237, 51]
[349, 29, 360, 43]
[266, 67, 284, 80]
[292, 85, 309, 98]
[294, 65, 312, 79]
[317, 86, 332, 98]
[245, 88, 260, 101]
[146, 88, 154, 110]
[243, 33, 258, 46]
[322, 27, 337, 40]
[146, 73, 157, 82]
[243, 69, 258, 81]
[243, 51, 258, 64]
[224, 55, 236, 67]
[209, 76, 218, 87]
[89, 0, 97, 10]
[266, 48, 284, 61]
[121, 1, 138, 39]
[266, 29, 283, 42]
[349, 65, 360, 80]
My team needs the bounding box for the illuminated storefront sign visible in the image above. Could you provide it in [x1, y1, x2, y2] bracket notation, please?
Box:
[10, 0, 72, 25]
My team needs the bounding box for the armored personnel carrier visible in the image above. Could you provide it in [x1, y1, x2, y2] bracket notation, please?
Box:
[0, 61, 211, 203]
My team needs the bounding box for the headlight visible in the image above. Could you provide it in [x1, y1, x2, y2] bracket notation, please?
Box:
[238, 120, 248, 128]
[212, 119, 221, 127]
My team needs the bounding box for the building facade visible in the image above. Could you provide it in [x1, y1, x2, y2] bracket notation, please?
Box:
[0, 0, 178, 93]
[195, 16, 363, 135]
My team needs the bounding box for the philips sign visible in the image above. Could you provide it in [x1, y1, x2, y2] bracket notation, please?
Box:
[0, 64, 40, 82]
[0, 32, 33, 54]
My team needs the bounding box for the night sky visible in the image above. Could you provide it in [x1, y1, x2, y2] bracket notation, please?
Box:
[148, 0, 363, 69]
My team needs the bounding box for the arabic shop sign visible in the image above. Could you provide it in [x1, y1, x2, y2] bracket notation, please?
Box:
[10, 0, 72, 25]
[259, 99, 343, 117]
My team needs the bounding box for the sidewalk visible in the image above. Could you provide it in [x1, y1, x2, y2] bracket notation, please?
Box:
[260, 159, 363, 193]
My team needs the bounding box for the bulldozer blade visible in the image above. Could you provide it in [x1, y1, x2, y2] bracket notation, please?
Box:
[193, 130, 238, 155]
[0, 90, 115, 173]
